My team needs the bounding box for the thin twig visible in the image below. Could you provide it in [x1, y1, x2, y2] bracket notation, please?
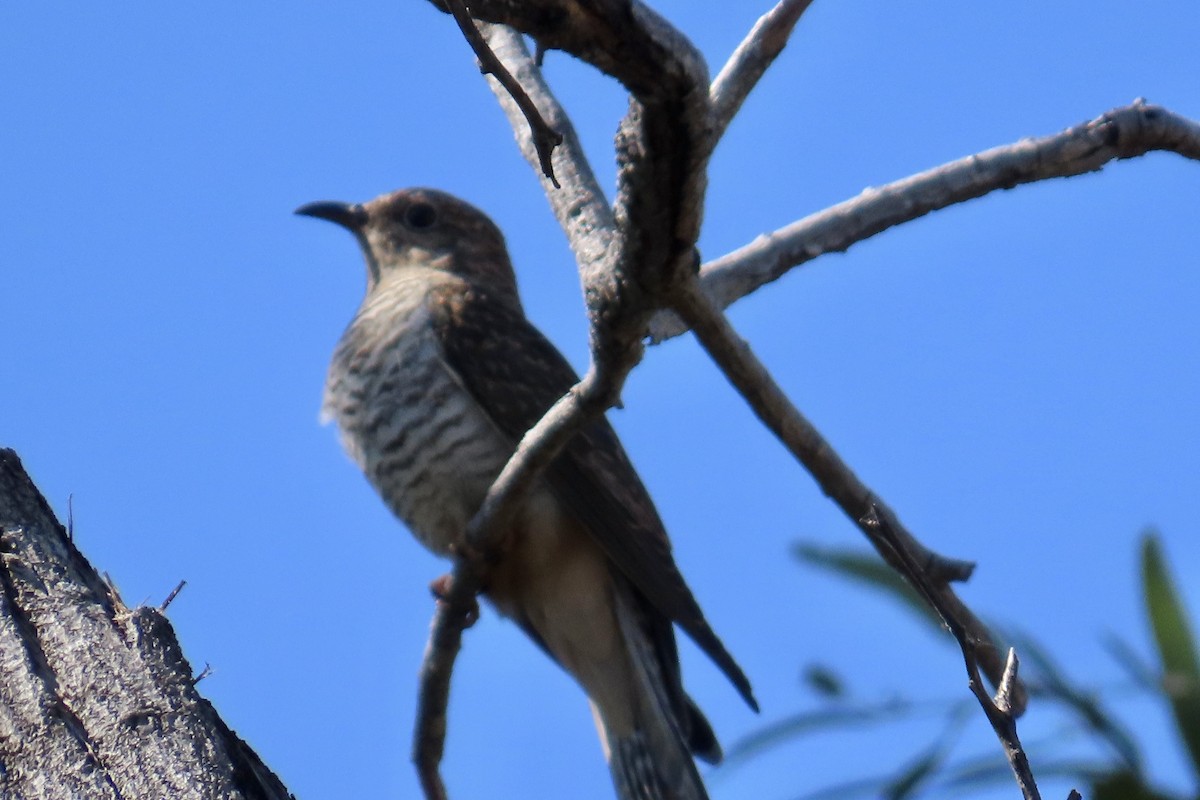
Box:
[477, 24, 615, 269]
[670, 276, 1025, 713]
[191, 663, 213, 686]
[650, 101, 1200, 341]
[443, 0, 562, 186]
[159, 579, 186, 612]
[709, 0, 815, 150]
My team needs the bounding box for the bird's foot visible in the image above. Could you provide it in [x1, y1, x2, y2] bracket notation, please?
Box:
[429, 573, 480, 628]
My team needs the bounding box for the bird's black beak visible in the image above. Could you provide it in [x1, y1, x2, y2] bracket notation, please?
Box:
[294, 200, 368, 231]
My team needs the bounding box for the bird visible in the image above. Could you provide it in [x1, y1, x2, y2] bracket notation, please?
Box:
[296, 187, 756, 800]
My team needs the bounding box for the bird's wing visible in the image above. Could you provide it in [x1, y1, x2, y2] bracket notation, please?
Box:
[427, 283, 756, 711]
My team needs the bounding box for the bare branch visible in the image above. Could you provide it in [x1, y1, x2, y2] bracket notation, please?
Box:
[709, 0, 815, 149]
[650, 101, 1200, 341]
[862, 509, 1045, 799]
[410, 10, 1182, 800]
[404, 8, 1175, 800]
[669, 277, 1027, 714]
[619, 2, 712, 251]
[414, 5, 717, 795]
[413, 371, 611, 799]
[442, 0, 562, 185]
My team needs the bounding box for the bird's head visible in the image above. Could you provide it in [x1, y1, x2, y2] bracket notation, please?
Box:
[296, 187, 520, 307]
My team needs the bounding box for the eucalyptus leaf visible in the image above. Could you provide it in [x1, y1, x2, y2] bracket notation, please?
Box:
[1140, 531, 1200, 782]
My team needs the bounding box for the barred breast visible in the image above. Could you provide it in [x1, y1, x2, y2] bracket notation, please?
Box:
[322, 269, 514, 556]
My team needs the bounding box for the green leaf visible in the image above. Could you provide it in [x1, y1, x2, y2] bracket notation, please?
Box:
[940, 756, 1107, 793]
[1092, 769, 1183, 800]
[1101, 631, 1160, 691]
[722, 699, 912, 767]
[802, 663, 846, 699]
[884, 740, 951, 800]
[1140, 531, 1200, 783]
[791, 542, 942, 631]
[884, 706, 971, 800]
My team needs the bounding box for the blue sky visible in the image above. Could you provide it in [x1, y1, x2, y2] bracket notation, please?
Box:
[3, 3, 1198, 799]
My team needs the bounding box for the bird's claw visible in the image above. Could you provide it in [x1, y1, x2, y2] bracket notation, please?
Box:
[429, 573, 480, 627]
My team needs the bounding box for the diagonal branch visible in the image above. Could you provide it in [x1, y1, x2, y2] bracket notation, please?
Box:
[651, 100, 1200, 341]
[862, 509, 1043, 798]
[708, 0, 816, 151]
[413, 370, 611, 800]
[669, 276, 1026, 714]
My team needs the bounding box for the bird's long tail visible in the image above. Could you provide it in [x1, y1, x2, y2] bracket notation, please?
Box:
[600, 580, 721, 800]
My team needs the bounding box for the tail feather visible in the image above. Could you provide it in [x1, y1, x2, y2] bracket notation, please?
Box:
[602, 577, 714, 800]
[683, 696, 722, 765]
[610, 730, 705, 800]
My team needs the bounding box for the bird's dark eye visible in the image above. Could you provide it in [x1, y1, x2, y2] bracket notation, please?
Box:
[404, 202, 438, 229]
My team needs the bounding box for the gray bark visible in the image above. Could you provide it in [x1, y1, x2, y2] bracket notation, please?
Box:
[0, 448, 292, 800]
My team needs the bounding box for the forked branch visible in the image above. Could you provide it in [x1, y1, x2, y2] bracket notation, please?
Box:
[407, 4, 1200, 800]
[412, 3, 712, 796]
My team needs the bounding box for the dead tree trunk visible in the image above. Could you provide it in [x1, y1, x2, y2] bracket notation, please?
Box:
[0, 448, 292, 800]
